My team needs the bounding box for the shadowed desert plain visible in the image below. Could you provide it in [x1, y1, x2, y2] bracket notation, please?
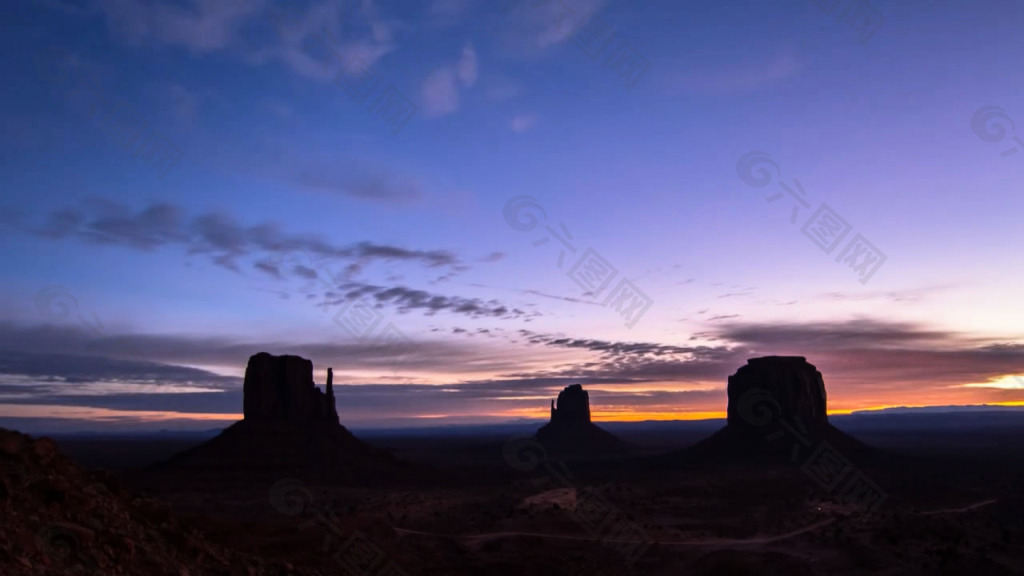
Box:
[3, 352, 1023, 575]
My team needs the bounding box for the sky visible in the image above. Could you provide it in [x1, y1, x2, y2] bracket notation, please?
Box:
[1, 0, 1024, 433]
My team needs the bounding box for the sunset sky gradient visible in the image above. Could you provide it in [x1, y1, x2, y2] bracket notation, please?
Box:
[2, 0, 1023, 432]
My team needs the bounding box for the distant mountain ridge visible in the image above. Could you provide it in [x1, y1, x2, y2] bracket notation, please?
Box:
[847, 404, 1024, 415]
[10, 404, 1024, 438]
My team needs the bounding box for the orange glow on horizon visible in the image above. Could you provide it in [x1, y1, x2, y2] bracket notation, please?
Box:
[502, 400, 1024, 422]
[3, 399, 1024, 427]
[0, 404, 241, 423]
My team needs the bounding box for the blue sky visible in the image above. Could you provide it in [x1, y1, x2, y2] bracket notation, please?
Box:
[1, 0, 1024, 432]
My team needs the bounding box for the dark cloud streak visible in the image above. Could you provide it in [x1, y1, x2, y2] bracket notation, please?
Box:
[3, 318, 1024, 425]
[327, 282, 538, 320]
[29, 198, 462, 279]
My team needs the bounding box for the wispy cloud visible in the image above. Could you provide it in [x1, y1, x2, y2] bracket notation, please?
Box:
[667, 50, 801, 94]
[2, 317, 1024, 428]
[532, 0, 606, 49]
[94, 0, 269, 54]
[87, 0, 402, 85]
[427, 0, 473, 28]
[510, 320, 1024, 396]
[421, 43, 479, 118]
[510, 113, 537, 133]
[421, 67, 461, 117]
[326, 282, 538, 321]
[457, 44, 478, 87]
[259, 1, 397, 80]
[295, 168, 422, 203]
[815, 284, 958, 304]
[28, 198, 461, 278]
[485, 76, 523, 103]
[0, 350, 236, 389]
[494, 0, 607, 57]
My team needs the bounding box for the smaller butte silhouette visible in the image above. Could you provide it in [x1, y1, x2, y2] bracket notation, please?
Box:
[534, 384, 627, 455]
[161, 352, 392, 478]
[684, 356, 876, 463]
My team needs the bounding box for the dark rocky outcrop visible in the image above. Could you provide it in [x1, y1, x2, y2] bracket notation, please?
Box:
[0, 427, 325, 576]
[242, 352, 339, 424]
[158, 353, 395, 481]
[727, 356, 828, 434]
[535, 384, 627, 455]
[684, 356, 877, 464]
[547, 384, 592, 427]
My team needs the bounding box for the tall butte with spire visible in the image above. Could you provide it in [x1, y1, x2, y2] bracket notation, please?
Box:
[161, 352, 390, 478]
[242, 353, 339, 425]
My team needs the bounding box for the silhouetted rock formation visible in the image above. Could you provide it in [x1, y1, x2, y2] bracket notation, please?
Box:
[684, 356, 878, 464]
[159, 353, 394, 480]
[242, 352, 339, 424]
[535, 384, 626, 455]
[548, 384, 592, 426]
[727, 356, 828, 434]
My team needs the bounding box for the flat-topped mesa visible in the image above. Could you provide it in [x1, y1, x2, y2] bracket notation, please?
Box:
[727, 356, 828, 432]
[549, 384, 591, 426]
[680, 356, 879, 465]
[242, 352, 338, 425]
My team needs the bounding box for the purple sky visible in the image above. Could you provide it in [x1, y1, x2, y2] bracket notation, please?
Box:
[1, 0, 1023, 433]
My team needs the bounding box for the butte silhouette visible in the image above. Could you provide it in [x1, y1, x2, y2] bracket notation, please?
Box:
[534, 384, 628, 455]
[683, 356, 877, 464]
[161, 352, 393, 478]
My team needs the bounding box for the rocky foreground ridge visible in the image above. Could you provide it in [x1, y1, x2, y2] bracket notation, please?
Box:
[0, 427, 325, 576]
